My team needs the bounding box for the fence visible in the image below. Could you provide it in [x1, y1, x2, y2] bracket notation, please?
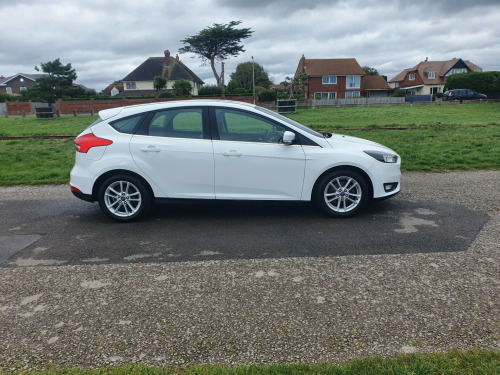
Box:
[312, 97, 405, 106]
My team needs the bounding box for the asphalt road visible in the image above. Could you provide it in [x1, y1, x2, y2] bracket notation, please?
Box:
[0, 191, 488, 267]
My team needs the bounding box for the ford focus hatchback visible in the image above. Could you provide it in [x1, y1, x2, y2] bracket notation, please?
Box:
[70, 100, 401, 222]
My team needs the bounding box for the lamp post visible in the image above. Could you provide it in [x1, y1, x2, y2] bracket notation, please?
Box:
[252, 56, 255, 104]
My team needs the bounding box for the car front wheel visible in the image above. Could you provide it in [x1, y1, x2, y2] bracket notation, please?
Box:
[314, 170, 369, 218]
[98, 175, 151, 222]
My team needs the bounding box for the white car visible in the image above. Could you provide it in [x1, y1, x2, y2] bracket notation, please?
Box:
[70, 100, 401, 222]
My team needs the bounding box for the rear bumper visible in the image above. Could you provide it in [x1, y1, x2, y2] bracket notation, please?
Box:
[70, 185, 94, 202]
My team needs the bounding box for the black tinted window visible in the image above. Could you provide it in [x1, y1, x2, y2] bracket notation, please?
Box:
[109, 115, 144, 134]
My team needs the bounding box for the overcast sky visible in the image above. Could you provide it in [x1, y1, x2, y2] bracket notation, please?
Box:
[1, 0, 499, 91]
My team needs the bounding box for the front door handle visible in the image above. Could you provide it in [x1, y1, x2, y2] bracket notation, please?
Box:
[223, 150, 242, 157]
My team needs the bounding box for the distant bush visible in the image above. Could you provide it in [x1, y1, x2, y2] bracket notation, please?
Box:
[159, 92, 177, 99]
[0, 93, 12, 103]
[258, 89, 276, 102]
[198, 85, 222, 96]
[445, 71, 500, 94]
[391, 89, 406, 97]
[232, 88, 251, 95]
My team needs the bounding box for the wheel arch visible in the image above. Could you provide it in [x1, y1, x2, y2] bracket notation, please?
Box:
[311, 165, 374, 202]
[92, 169, 154, 201]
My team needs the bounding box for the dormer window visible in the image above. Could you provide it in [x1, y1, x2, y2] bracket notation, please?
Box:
[428, 71, 436, 79]
[409, 73, 416, 81]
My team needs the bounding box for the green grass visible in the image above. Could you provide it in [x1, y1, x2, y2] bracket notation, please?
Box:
[0, 104, 499, 186]
[0, 139, 75, 185]
[0, 115, 97, 137]
[4, 349, 499, 374]
[287, 102, 500, 129]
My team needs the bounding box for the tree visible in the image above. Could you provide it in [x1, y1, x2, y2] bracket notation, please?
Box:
[34, 58, 77, 104]
[281, 73, 309, 100]
[229, 61, 272, 91]
[153, 76, 167, 97]
[172, 80, 192, 97]
[362, 66, 379, 76]
[179, 21, 253, 87]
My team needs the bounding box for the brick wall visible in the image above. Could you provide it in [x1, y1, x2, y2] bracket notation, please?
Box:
[5, 101, 33, 116]
[5, 96, 255, 116]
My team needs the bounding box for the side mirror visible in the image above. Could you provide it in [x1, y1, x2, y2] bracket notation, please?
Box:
[282, 131, 296, 145]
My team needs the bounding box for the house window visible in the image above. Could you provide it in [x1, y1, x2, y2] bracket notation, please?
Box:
[126, 82, 136, 90]
[20, 87, 27, 91]
[430, 87, 441, 95]
[409, 73, 416, 81]
[6, 87, 12, 94]
[314, 92, 337, 100]
[322, 76, 337, 84]
[446, 68, 468, 76]
[345, 91, 361, 98]
[346, 76, 361, 89]
[428, 71, 436, 79]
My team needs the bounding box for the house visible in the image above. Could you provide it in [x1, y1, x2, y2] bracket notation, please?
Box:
[389, 58, 482, 96]
[362, 75, 393, 98]
[0, 73, 46, 95]
[121, 50, 204, 96]
[295, 55, 366, 100]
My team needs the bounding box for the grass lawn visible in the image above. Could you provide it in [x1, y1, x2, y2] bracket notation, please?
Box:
[0, 115, 97, 137]
[0, 104, 499, 185]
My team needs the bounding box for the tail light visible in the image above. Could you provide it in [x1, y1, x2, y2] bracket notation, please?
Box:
[75, 133, 113, 153]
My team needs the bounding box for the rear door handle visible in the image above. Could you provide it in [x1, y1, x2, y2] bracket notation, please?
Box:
[140, 145, 161, 153]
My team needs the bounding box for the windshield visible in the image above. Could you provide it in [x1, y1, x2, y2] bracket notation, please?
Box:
[256, 107, 323, 138]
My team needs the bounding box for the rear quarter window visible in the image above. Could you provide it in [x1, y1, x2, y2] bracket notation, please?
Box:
[109, 114, 145, 134]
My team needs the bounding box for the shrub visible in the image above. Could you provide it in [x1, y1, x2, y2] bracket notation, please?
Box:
[258, 89, 276, 102]
[159, 92, 177, 99]
[198, 85, 222, 96]
[172, 80, 192, 97]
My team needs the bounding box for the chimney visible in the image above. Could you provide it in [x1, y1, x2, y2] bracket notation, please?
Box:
[425, 57, 428, 62]
[164, 50, 171, 66]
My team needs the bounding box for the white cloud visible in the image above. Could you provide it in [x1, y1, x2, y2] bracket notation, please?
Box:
[0, 0, 498, 90]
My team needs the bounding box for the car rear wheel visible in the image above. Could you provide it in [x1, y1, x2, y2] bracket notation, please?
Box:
[314, 170, 369, 218]
[98, 175, 151, 222]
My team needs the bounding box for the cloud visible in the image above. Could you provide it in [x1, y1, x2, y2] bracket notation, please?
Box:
[1, 0, 499, 90]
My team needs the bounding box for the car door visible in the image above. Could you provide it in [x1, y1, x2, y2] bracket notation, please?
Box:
[130, 107, 215, 199]
[210, 107, 306, 200]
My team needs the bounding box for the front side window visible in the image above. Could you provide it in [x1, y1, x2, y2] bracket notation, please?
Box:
[322, 76, 337, 84]
[6, 87, 12, 94]
[148, 108, 203, 139]
[215, 108, 286, 144]
[126, 82, 136, 89]
[346, 75, 361, 89]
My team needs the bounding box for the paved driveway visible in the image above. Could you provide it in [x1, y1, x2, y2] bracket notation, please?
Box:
[0, 188, 487, 267]
[0, 171, 499, 371]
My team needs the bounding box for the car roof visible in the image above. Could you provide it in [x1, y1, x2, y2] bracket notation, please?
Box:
[98, 100, 257, 121]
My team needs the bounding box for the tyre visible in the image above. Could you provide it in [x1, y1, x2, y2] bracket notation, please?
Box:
[98, 174, 152, 222]
[314, 169, 369, 218]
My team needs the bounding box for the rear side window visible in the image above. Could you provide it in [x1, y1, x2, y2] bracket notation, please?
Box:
[147, 108, 204, 139]
[109, 114, 145, 134]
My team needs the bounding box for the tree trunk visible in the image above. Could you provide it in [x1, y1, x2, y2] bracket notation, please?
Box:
[210, 58, 221, 86]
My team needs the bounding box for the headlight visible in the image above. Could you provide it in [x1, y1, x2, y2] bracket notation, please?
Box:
[364, 151, 398, 163]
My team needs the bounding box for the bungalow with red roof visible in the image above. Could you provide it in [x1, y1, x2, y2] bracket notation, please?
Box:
[121, 50, 204, 96]
[389, 58, 482, 96]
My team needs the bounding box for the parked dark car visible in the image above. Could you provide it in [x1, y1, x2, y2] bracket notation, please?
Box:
[443, 89, 487, 102]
